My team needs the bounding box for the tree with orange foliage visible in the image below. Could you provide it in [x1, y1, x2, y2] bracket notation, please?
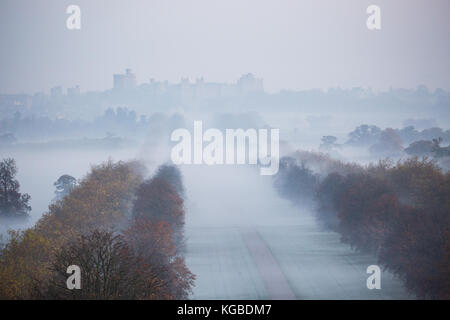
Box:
[0, 160, 144, 299]
[124, 219, 195, 299]
[43, 229, 169, 300]
[277, 152, 449, 299]
[132, 177, 185, 251]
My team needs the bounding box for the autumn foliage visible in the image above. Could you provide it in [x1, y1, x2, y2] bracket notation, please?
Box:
[275, 152, 450, 299]
[0, 160, 195, 299]
[132, 177, 185, 251]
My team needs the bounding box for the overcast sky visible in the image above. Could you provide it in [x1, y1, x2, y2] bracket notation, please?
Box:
[0, 0, 449, 94]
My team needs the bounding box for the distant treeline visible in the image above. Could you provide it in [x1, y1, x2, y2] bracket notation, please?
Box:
[320, 124, 450, 169]
[0, 160, 194, 299]
[321, 124, 450, 150]
[274, 151, 449, 299]
[2, 85, 449, 119]
[0, 108, 185, 142]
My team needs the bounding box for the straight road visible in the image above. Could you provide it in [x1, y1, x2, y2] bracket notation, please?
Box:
[241, 228, 296, 299]
[183, 166, 412, 299]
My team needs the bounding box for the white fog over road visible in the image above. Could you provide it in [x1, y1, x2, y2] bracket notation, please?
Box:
[183, 165, 412, 299]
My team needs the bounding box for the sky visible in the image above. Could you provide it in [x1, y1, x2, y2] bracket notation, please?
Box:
[0, 0, 449, 94]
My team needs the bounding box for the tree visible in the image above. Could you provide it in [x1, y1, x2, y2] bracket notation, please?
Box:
[132, 177, 185, 251]
[431, 137, 450, 158]
[273, 157, 319, 205]
[346, 124, 382, 146]
[421, 127, 444, 141]
[0, 228, 53, 299]
[405, 140, 434, 156]
[0, 158, 31, 218]
[45, 229, 167, 300]
[153, 164, 184, 196]
[124, 220, 195, 299]
[0, 159, 195, 300]
[398, 125, 419, 144]
[316, 172, 344, 231]
[0, 160, 144, 299]
[405, 138, 450, 158]
[369, 128, 404, 156]
[53, 175, 77, 201]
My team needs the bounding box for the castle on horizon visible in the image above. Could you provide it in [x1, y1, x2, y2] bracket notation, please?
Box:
[112, 69, 264, 99]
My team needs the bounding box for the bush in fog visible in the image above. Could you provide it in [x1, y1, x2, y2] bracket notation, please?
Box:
[346, 124, 382, 147]
[315, 173, 344, 231]
[45, 230, 163, 299]
[328, 172, 397, 252]
[132, 170, 186, 252]
[0, 160, 195, 299]
[128, 164, 193, 295]
[124, 219, 194, 299]
[153, 164, 185, 197]
[0, 160, 141, 299]
[44, 228, 194, 300]
[369, 128, 404, 157]
[273, 157, 319, 205]
[290, 150, 363, 177]
[379, 158, 449, 299]
[404, 140, 435, 156]
[0, 158, 31, 219]
[344, 124, 450, 156]
[275, 152, 449, 299]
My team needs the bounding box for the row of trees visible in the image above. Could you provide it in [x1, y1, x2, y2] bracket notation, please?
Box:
[0, 160, 194, 299]
[0, 110, 185, 142]
[404, 137, 450, 158]
[320, 124, 450, 158]
[345, 124, 450, 147]
[274, 152, 449, 299]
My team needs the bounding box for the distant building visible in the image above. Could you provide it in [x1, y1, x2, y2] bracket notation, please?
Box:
[145, 78, 169, 94]
[113, 69, 137, 90]
[237, 73, 264, 94]
[67, 85, 80, 97]
[0, 94, 32, 109]
[50, 86, 63, 98]
[129, 72, 264, 99]
[31, 92, 48, 109]
[194, 78, 223, 99]
[169, 74, 264, 99]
